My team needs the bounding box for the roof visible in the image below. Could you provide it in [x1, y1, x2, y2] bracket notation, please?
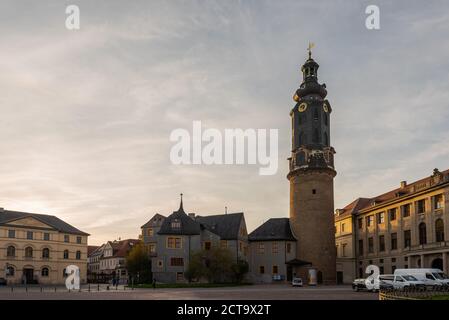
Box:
[141, 213, 166, 228]
[195, 213, 244, 240]
[158, 203, 201, 235]
[339, 168, 449, 215]
[109, 239, 140, 258]
[0, 209, 89, 236]
[248, 218, 296, 241]
[88, 246, 99, 255]
[335, 198, 371, 220]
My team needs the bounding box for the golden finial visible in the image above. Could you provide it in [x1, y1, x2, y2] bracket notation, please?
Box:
[307, 42, 315, 59]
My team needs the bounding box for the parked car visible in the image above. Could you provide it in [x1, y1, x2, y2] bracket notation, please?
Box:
[352, 278, 368, 291]
[292, 277, 303, 287]
[394, 269, 449, 288]
[381, 274, 427, 291]
[0, 278, 6, 286]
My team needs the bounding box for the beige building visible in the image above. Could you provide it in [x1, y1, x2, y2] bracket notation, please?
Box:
[0, 209, 89, 285]
[335, 168, 449, 283]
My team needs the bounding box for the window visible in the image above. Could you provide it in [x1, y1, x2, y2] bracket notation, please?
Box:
[63, 250, 69, 259]
[42, 248, 50, 259]
[368, 237, 374, 253]
[341, 223, 345, 232]
[379, 235, 385, 252]
[167, 237, 182, 249]
[286, 243, 292, 254]
[76, 251, 81, 260]
[416, 199, 426, 214]
[149, 244, 156, 254]
[418, 223, 427, 245]
[157, 260, 163, 268]
[358, 240, 364, 256]
[404, 230, 411, 248]
[6, 266, 15, 277]
[366, 215, 374, 227]
[391, 233, 398, 250]
[259, 266, 265, 274]
[377, 212, 385, 224]
[77, 236, 82, 244]
[358, 218, 363, 229]
[257, 243, 265, 254]
[342, 243, 347, 257]
[402, 204, 411, 217]
[171, 219, 181, 229]
[64, 235, 70, 243]
[170, 257, 184, 266]
[43, 233, 50, 241]
[27, 231, 33, 240]
[7, 246, 15, 257]
[312, 189, 316, 194]
[436, 219, 445, 242]
[272, 266, 278, 275]
[379, 266, 384, 274]
[220, 240, 227, 249]
[8, 230, 15, 238]
[314, 108, 319, 121]
[176, 272, 184, 281]
[272, 242, 279, 254]
[434, 194, 444, 209]
[148, 228, 154, 237]
[389, 208, 397, 221]
[41, 268, 49, 277]
[25, 247, 33, 258]
[204, 242, 211, 250]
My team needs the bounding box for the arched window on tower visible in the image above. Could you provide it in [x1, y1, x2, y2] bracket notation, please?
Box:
[419, 222, 427, 245]
[436, 219, 445, 242]
[314, 108, 319, 121]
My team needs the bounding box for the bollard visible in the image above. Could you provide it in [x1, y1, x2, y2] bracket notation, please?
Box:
[55, 287, 57, 292]
[98, 284, 100, 291]
[25, 286, 28, 293]
[40, 287, 43, 293]
[11, 286, 13, 292]
[88, 284, 90, 292]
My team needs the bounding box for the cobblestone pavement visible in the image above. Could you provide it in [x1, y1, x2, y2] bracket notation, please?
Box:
[0, 284, 378, 300]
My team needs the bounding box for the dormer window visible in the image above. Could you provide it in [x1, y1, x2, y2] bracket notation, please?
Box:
[171, 219, 181, 229]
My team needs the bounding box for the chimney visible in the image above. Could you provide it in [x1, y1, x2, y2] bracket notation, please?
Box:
[400, 181, 407, 188]
[188, 213, 195, 219]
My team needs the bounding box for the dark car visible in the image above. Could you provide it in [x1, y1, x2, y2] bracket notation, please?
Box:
[352, 278, 367, 292]
[379, 280, 394, 291]
[0, 278, 7, 286]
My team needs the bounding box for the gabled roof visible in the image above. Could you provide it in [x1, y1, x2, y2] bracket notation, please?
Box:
[196, 212, 244, 240]
[0, 209, 89, 236]
[88, 246, 99, 255]
[158, 202, 201, 236]
[108, 239, 140, 258]
[335, 198, 371, 220]
[248, 218, 296, 241]
[141, 213, 166, 228]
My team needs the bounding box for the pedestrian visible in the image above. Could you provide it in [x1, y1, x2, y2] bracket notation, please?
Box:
[152, 278, 156, 290]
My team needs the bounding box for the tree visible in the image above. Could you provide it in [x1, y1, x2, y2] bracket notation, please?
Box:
[126, 243, 152, 284]
[186, 247, 235, 283]
[231, 259, 249, 284]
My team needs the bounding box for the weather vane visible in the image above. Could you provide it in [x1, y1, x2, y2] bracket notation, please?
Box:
[307, 42, 315, 59]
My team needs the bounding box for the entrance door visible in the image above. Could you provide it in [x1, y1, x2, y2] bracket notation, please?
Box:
[337, 271, 344, 284]
[23, 268, 34, 284]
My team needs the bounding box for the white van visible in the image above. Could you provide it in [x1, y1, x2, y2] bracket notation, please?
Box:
[394, 269, 449, 287]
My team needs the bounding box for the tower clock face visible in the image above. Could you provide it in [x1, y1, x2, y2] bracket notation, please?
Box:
[298, 103, 308, 112]
[323, 102, 329, 113]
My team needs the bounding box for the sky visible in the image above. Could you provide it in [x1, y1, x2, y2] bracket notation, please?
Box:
[0, 0, 448, 245]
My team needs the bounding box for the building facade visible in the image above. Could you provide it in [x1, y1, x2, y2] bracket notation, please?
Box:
[335, 168, 449, 283]
[248, 218, 297, 283]
[140, 196, 248, 283]
[287, 50, 337, 284]
[0, 209, 89, 285]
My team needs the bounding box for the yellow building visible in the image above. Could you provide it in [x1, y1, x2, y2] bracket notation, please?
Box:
[0, 209, 89, 285]
[335, 168, 449, 283]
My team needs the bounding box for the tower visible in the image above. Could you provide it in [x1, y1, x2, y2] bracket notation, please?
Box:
[287, 47, 336, 284]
